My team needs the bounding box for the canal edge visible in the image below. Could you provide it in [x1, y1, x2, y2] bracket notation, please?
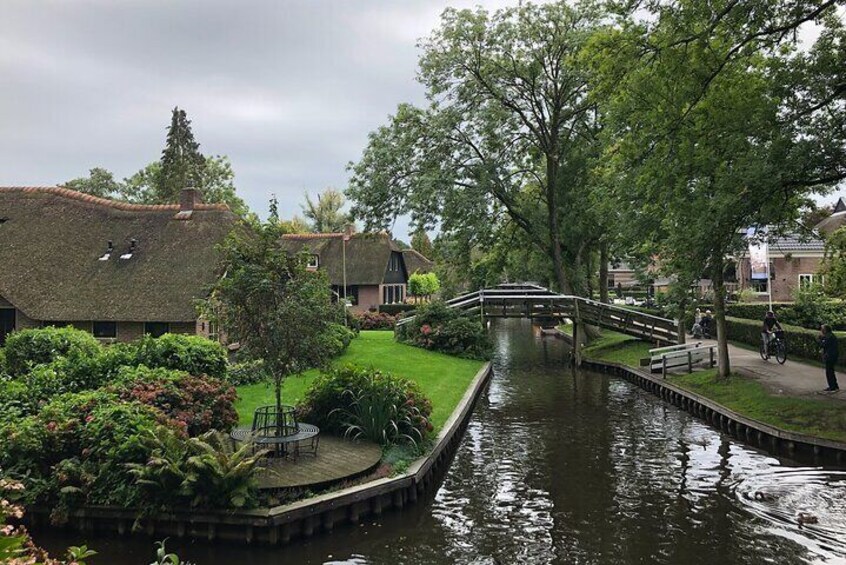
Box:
[582, 358, 846, 464]
[26, 362, 494, 545]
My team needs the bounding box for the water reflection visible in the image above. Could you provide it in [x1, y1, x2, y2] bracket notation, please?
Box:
[33, 319, 846, 564]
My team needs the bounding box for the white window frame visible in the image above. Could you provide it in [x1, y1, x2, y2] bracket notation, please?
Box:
[798, 273, 815, 289]
[307, 254, 319, 269]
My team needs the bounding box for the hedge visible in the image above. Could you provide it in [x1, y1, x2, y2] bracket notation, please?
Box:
[725, 317, 846, 368]
[379, 304, 417, 316]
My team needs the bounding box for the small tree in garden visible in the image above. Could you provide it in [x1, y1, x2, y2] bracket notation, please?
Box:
[206, 209, 340, 413]
[408, 272, 441, 302]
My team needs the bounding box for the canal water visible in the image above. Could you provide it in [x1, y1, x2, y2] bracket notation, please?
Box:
[36, 319, 846, 564]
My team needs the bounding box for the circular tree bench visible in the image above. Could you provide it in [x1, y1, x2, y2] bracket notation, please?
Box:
[230, 405, 320, 459]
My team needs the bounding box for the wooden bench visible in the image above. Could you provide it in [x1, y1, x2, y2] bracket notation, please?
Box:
[647, 342, 716, 377]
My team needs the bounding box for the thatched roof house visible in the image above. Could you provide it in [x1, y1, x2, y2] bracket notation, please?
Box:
[0, 186, 237, 343]
[279, 231, 433, 311]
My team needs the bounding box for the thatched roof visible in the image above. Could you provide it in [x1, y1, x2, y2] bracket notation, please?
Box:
[816, 198, 846, 236]
[402, 249, 434, 275]
[280, 232, 414, 285]
[0, 186, 237, 322]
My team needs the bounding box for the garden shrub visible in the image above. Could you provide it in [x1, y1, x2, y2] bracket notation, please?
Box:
[297, 365, 433, 445]
[395, 301, 491, 359]
[4, 326, 101, 377]
[324, 322, 356, 358]
[111, 366, 238, 436]
[725, 317, 846, 367]
[132, 333, 228, 379]
[778, 287, 846, 331]
[128, 429, 265, 511]
[0, 379, 37, 421]
[379, 304, 417, 316]
[226, 359, 268, 386]
[353, 311, 397, 330]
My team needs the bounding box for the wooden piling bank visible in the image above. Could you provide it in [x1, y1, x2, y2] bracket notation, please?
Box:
[26, 363, 493, 545]
[581, 358, 846, 465]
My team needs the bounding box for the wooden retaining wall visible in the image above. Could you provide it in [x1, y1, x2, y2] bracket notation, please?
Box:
[582, 358, 846, 465]
[27, 363, 494, 545]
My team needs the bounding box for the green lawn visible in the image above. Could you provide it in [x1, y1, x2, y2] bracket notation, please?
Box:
[235, 331, 485, 431]
[671, 370, 846, 443]
[577, 330, 846, 443]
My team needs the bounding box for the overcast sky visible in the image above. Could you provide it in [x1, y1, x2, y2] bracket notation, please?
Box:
[0, 0, 520, 240]
[2, 1, 843, 241]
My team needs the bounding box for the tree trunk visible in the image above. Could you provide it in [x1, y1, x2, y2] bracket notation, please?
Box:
[676, 306, 686, 345]
[545, 152, 573, 295]
[599, 242, 609, 304]
[711, 258, 731, 378]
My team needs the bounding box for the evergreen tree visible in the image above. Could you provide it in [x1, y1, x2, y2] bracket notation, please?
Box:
[159, 107, 206, 202]
[410, 228, 434, 259]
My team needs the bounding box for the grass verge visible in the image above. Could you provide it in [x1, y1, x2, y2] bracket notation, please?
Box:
[578, 330, 846, 443]
[235, 331, 485, 431]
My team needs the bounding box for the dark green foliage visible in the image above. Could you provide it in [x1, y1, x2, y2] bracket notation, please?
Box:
[779, 287, 846, 331]
[3, 326, 101, 377]
[63, 167, 123, 199]
[110, 366, 238, 436]
[378, 304, 417, 316]
[296, 365, 433, 446]
[324, 323, 356, 358]
[395, 301, 491, 359]
[160, 107, 206, 202]
[0, 380, 32, 423]
[226, 359, 269, 386]
[128, 429, 265, 511]
[725, 317, 845, 367]
[131, 333, 229, 379]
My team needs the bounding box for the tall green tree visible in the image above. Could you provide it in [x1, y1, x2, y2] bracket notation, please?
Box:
[410, 228, 434, 259]
[348, 2, 607, 296]
[206, 213, 340, 413]
[302, 188, 349, 233]
[590, 1, 846, 377]
[159, 106, 206, 201]
[63, 167, 123, 199]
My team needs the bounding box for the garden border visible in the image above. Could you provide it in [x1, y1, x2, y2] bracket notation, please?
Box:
[581, 357, 846, 464]
[27, 362, 494, 545]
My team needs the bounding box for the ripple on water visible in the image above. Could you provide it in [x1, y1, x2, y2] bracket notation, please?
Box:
[735, 469, 846, 560]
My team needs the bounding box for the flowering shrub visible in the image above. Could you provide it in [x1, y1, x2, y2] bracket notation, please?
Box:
[353, 311, 397, 330]
[395, 301, 491, 359]
[111, 366, 238, 436]
[297, 365, 432, 446]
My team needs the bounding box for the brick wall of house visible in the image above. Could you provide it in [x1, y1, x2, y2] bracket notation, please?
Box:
[117, 322, 144, 342]
[357, 285, 381, 311]
[738, 256, 823, 302]
[170, 322, 195, 335]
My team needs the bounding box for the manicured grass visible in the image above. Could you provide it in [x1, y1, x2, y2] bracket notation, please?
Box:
[671, 370, 846, 443]
[576, 330, 846, 443]
[235, 331, 485, 431]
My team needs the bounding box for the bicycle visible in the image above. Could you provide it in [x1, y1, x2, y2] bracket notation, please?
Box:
[760, 329, 787, 364]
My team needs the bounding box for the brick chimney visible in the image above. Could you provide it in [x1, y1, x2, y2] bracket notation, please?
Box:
[180, 187, 203, 212]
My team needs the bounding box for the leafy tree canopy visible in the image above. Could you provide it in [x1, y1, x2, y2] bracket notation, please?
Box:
[302, 188, 350, 233]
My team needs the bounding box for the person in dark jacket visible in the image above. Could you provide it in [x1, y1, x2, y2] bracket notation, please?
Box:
[818, 325, 839, 392]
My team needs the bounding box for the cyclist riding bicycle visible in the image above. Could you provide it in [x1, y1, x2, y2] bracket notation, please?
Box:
[761, 311, 783, 347]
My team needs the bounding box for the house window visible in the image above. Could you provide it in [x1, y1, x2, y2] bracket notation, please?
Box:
[798, 274, 816, 290]
[207, 320, 220, 342]
[144, 322, 169, 338]
[750, 279, 769, 293]
[388, 254, 400, 272]
[93, 321, 117, 338]
[383, 284, 405, 304]
[307, 254, 319, 269]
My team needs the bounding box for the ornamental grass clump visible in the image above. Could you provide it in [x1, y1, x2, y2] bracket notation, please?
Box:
[297, 365, 433, 447]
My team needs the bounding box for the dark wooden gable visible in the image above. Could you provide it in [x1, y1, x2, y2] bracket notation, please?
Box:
[382, 250, 407, 284]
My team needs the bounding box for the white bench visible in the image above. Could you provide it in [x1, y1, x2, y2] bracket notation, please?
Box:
[648, 342, 715, 377]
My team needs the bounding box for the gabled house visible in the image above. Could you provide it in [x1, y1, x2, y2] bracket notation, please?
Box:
[0, 186, 237, 344]
[816, 196, 846, 236]
[278, 232, 434, 311]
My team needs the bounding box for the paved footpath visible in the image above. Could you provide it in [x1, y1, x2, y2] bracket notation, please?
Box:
[699, 339, 844, 402]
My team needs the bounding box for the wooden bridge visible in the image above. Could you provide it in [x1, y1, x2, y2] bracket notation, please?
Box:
[398, 283, 679, 345]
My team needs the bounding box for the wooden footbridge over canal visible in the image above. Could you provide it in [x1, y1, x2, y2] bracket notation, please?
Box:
[398, 283, 679, 346]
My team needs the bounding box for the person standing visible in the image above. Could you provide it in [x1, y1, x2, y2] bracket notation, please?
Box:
[818, 325, 840, 392]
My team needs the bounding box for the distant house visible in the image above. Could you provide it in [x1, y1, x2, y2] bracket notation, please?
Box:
[278, 231, 434, 311]
[815, 196, 846, 236]
[0, 186, 237, 344]
[736, 233, 826, 302]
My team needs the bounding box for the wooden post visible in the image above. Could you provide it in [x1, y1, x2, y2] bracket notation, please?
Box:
[573, 299, 582, 367]
[709, 347, 715, 368]
[662, 356, 667, 379]
[687, 351, 693, 373]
